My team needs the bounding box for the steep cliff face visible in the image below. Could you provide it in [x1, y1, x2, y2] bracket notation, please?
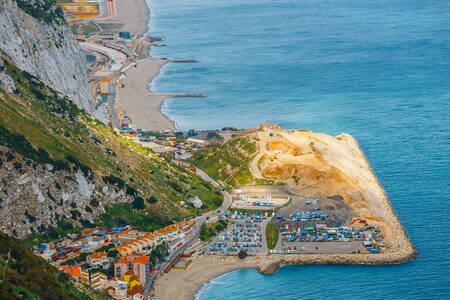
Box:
[0, 0, 94, 112]
[0, 55, 222, 239]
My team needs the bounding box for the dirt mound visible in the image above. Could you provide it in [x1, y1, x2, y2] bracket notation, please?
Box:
[247, 124, 397, 239]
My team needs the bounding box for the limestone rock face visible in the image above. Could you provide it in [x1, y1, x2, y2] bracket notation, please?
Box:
[0, 146, 129, 238]
[0, 68, 16, 93]
[0, 0, 94, 113]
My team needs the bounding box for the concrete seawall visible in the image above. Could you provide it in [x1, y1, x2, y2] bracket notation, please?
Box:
[257, 250, 418, 274]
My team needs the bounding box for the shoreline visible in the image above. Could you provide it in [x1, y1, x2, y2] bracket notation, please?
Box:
[153, 134, 418, 300]
[154, 256, 260, 300]
[108, 0, 177, 131]
[112, 0, 205, 132]
[110, 1, 418, 299]
[116, 57, 178, 131]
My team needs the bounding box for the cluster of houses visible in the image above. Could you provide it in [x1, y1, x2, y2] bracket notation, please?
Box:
[38, 221, 195, 299]
[117, 124, 204, 156]
[117, 123, 225, 159]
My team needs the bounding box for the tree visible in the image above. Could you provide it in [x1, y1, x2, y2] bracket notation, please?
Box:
[238, 250, 247, 260]
[107, 249, 119, 258]
[147, 195, 158, 204]
[132, 197, 145, 210]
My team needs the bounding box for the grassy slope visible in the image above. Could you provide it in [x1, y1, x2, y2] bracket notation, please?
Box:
[190, 136, 274, 190]
[0, 233, 106, 300]
[199, 219, 229, 242]
[266, 223, 279, 250]
[0, 54, 222, 238]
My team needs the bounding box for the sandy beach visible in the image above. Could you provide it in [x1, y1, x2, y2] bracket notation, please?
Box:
[117, 58, 177, 131]
[100, 0, 150, 35]
[105, 0, 205, 132]
[154, 256, 259, 300]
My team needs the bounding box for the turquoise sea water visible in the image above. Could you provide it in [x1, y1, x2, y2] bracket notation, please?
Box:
[146, 0, 450, 298]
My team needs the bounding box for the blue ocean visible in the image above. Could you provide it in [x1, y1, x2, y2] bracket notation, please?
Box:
[147, 0, 450, 298]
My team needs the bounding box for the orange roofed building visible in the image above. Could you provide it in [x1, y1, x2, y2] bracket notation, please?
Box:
[127, 285, 144, 300]
[59, 265, 82, 281]
[100, 78, 110, 95]
[114, 258, 130, 279]
[115, 232, 159, 257]
[87, 251, 109, 268]
[131, 255, 150, 286]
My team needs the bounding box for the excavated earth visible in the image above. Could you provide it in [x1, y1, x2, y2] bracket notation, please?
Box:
[245, 124, 417, 266]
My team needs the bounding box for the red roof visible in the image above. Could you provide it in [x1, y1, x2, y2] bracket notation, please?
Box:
[127, 285, 143, 296]
[132, 255, 149, 265]
[88, 251, 106, 259]
[114, 259, 128, 265]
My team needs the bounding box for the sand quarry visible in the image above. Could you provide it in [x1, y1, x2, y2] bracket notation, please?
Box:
[246, 124, 395, 241]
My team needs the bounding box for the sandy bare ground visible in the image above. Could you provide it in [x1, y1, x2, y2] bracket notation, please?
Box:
[154, 256, 259, 300]
[249, 125, 396, 239]
[116, 58, 177, 131]
[99, 0, 150, 35]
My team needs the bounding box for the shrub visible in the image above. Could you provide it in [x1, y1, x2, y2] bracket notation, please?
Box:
[90, 199, 99, 207]
[238, 250, 248, 259]
[25, 210, 37, 223]
[132, 197, 145, 210]
[147, 196, 158, 204]
[126, 185, 138, 196]
[102, 175, 125, 189]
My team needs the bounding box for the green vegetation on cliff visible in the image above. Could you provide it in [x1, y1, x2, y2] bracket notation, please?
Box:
[199, 219, 229, 242]
[14, 0, 66, 25]
[190, 136, 273, 190]
[0, 54, 222, 240]
[0, 233, 106, 300]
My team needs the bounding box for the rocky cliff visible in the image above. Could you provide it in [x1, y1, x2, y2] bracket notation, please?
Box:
[0, 0, 94, 112]
[0, 55, 222, 239]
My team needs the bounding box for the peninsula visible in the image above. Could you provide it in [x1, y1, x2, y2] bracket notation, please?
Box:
[153, 124, 418, 299]
[0, 0, 417, 299]
[62, 0, 418, 298]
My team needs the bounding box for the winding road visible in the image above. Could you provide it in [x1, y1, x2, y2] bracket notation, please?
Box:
[143, 165, 232, 298]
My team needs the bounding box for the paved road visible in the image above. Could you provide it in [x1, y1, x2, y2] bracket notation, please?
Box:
[108, 84, 120, 129]
[143, 166, 232, 298]
[195, 167, 232, 212]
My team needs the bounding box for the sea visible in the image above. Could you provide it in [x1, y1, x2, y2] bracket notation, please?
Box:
[146, 0, 450, 298]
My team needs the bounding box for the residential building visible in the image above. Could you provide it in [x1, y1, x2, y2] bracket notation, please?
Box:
[80, 268, 90, 285]
[104, 277, 128, 299]
[59, 265, 81, 281]
[115, 232, 159, 257]
[91, 271, 107, 290]
[100, 78, 110, 95]
[127, 285, 144, 300]
[87, 251, 109, 268]
[114, 258, 129, 278]
[131, 255, 150, 286]
[123, 271, 141, 291]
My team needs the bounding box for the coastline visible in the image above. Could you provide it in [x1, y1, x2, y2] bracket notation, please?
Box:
[116, 57, 178, 131]
[107, 0, 177, 131]
[153, 134, 418, 300]
[112, 0, 205, 132]
[111, 1, 419, 299]
[154, 256, 259, 300]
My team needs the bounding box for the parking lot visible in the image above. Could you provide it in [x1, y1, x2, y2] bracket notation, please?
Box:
[272, 224, 383, 254]
[205, 212, 270, 255]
